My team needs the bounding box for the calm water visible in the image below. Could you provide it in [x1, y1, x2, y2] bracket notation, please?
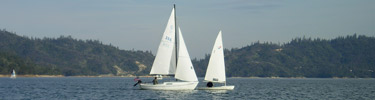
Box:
[1, 77, 374, 100]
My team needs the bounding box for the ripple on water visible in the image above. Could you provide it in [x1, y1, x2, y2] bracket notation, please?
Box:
[0, 78, 374, 99]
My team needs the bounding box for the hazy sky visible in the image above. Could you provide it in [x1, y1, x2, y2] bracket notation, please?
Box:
[1, 0, 374, 58]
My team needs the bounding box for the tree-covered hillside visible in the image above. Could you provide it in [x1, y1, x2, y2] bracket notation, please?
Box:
[193, 34, 375, 78]
[1, 29, 374, 78]
[0, 29, 154, 76]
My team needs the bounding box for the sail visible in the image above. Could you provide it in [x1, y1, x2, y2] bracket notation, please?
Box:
[12, 70, 15, 75]
[11, 69, 16, 78]
[204, 31, 226, 83]
[150, 8, 176, 75]
[175, 28, 198, 82]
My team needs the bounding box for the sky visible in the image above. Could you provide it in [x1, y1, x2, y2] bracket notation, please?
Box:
[1, 0, 374, 58]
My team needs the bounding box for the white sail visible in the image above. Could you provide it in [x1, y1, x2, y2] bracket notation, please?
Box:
[204, 31, 226, 83]
[198, 30, 234, 90]
[11, 69, 16, 78]
[150, 8, 176, 75]
[140, 5, 199, 90]
[175, 28, 198, 82]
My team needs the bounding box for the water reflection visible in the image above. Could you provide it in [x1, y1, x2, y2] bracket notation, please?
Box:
[154, 90, 198, 99]
[2, 78, 374, 99]
[203, 90, 231, 99]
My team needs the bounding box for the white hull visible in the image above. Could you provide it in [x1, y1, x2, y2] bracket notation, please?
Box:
[197, 85, 235, 90]
[10, 76, 16, 79]
[140, 81, 198, 90]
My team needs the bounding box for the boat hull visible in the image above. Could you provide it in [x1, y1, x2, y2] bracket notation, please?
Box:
[140, 81, 198, 90]
[197, 85, 235, 90]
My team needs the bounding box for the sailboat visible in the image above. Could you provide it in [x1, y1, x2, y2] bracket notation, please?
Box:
[10, 69, 16, 79]
[139, 5, 199, 90]
[198, 31, 235, 90]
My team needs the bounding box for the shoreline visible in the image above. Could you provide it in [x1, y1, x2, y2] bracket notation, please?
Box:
[0, 75, 373, 79]
[0, 75, 65, 77]
[0, 75, 155, 78]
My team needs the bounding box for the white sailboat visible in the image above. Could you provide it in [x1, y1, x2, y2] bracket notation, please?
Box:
[140, 5, 199, 90]
[198, 31, 235, 90]
[10, 69, 16, 79]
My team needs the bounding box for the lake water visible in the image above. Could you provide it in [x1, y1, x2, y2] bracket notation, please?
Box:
[0, 77, 374, 100]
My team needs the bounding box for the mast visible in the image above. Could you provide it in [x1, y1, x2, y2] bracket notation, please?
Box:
[174, 4, 178, 67]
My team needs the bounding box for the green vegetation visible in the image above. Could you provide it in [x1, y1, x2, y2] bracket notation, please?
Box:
[193, 34, 375, 78]
[0, 29, 153, 76]
[0, 52, 61, 75]
[1, 29, 374, 78]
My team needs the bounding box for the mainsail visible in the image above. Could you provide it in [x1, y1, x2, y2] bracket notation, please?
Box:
[11, 69, 16, 78]
[150, 8, 177, 75]
[204, 31, 226, 83]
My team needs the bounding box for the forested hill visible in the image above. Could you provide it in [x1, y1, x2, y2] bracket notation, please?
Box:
[0, 29, 154, 76]
[193, 34, 375, 78]
[1, 29, 374, 78]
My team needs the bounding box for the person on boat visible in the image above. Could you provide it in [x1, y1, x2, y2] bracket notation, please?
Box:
[152, 77, 158, 85]
[133, 76, 142, 87]
[207, 81, 213, 87]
